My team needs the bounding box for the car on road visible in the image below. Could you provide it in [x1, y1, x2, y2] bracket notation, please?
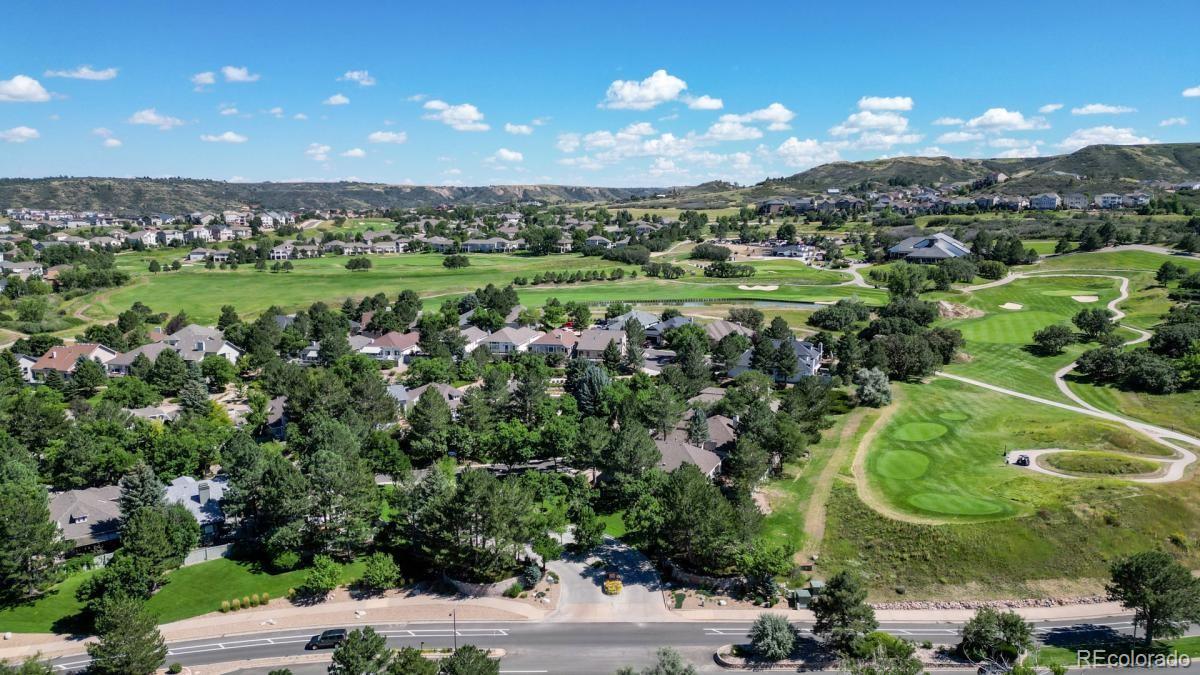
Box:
[306, 628, 348, 650]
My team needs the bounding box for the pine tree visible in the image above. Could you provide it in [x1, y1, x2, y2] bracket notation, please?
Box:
[177, 375, 210, 416]
[0, 473, 66, 599]
[70, 356, 107, 399]
[118, 463, 165, 521]
[86, 596, 167, 675]
[686, 408, 709, 446]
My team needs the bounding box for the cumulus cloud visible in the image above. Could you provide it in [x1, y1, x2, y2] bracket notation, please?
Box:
[702, 119, 763, 141]
[128, 108, 184, 130]
[293, 113, 308, 120]
[556, 133, 581, 153]
[936, 131, 983, 143]
[989, 137, 1043, 149]
[341, 147, 366, 157]
[93, 127, 121, 147]
[1071, 103, 1136, 115]
[102, 138, 122, 148]
[0, 126, 39, 143]
[367, 130, 408, 143]
[221, 66, 260, 83]
[1039, 103, 1064, 114]
[44, 65, 118, 80]
[219, 104, 239, 116]
[0, 75, 51, 102]
[323, 93, 350, 105]
[191, 71, 215, 91]
[492, 148, 524, 162]
[722, 103, 794, 131]
[422, 100, 488, 131]
[1057, 125, 1154, 152]
[505, 123, 533, 135]
[200, 131, 248, 143]
[828, 109, 923, 148]
[1183, 86, 1200, 97]
[648, 157, 684, 176]
[995, 145, 1041, 158]
[776, 137, 841, 168]
[963, 108, 1049, 131]
[857, 96, 913, 111]
[305, 143, 331, 161]
[601, 69, 687, 110]
[685, 94, 723, 110]
[267, 107, 284, 118]
[1160, 117, 1188, 127]
[339, 70, 376, 86]
[932, 117, 964, 126]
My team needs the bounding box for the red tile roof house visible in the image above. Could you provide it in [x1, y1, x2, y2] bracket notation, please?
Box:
[32, 343, 118, 381]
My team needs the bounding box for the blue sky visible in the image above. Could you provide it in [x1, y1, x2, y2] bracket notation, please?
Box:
[1, 0, 1198, 187]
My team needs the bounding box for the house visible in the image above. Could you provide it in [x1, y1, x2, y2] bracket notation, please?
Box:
[530, 328, 578, 356]
[161, 324, 242, 364]
[460, 325, 490, 353]
[887, 232, 970, 263]
[654, 437, 722, 478]
[184, 227, 212, 242]
[126, 405, 180, 423]
[14, 353, 36, 383]
[576, 328, 625, 360]
[406, 382, 465, 412]
[270, 243, 294, 260]
[728, 338, 824, 384]
[1095, 193, 1124, 209]
[32, 343, 118, 380]
[485, 326, 545, 355]
[702, 319, 755, 344]
[49, 485, 122, 551]
[585, 235, 613, 249]
[424, 236, 455, 252]
[368, 331, 421, 362]
[157, 229, 184, 245]
[187, 248, 215, 262]
[0, 261, 44, 280]
[126, 229, 159, 247]
[1064, 193, 1088, 210]
[1030, 193, 1062, 210]
[386, 384, 410, 411]
[646, 316, 694, 344]
[166, 475, 227, 542]
[1124, 192, 1152, 208]
[605, 309, 658, 332]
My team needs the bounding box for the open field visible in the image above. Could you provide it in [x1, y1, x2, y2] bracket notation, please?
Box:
[0, 557, 365, 633]
[1066, 380, 1200, 440]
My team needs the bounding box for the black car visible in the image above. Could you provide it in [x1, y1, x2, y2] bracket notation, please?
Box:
[306, 629, 348, 650]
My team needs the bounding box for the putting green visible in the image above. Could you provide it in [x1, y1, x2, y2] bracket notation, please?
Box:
[893, 422, 948, 442]
[875, 450, 930, 480]
[907, 492, 1009, 516]
[938, 411, 969, 421]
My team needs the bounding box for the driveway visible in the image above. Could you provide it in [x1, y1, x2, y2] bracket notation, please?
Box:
[547, 536, 672, 622]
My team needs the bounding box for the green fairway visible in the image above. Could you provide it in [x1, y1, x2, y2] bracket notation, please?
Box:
[863, 378, 1170, 523]
[1066, 379, 1200, 440]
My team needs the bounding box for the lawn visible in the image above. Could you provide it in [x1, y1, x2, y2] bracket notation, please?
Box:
[1040, 451, 1159, 477]
[1066, 380, 1200, 440]
[1029, 636, 1200, 668]
[598, 511, 627, 538]
[0, 557, 365, 633]
[862, 378, 1169, 523]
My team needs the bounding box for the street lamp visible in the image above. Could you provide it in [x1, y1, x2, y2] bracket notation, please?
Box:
[450, 608, 457, 650]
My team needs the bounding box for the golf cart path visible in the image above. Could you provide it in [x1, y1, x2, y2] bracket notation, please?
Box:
[1001, 449, 1166, 482]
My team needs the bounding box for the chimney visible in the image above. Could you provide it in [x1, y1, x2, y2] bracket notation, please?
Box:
[197, 481, 210, 506]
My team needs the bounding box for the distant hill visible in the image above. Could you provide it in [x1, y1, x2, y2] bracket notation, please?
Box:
[0, 178, 665, 213]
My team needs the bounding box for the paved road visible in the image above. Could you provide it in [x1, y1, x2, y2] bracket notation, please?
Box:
[51, 615, 1181, 674]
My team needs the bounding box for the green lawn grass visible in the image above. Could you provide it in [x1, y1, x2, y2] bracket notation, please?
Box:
[1029, 636, 1200, 668]
[1040, 451, 1159, 476]
[1066, 379, 1200, 440]
[599, 511, 627, 538]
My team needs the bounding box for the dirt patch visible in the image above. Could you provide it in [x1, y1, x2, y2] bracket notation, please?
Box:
[999, 302, 1023, 310]
[1071, 295, 1099, 303]
[737, 284, 778, 291]
[937, 300, 984, 319]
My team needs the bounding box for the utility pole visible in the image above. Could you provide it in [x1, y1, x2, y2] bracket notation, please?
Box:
[451, 608, 457, 650]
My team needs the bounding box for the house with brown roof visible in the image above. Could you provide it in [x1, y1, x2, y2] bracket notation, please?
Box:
[485, 326, 544, 355]
[32, 343, 118, 380]
[406, 382, 466, 412]
[654, 437, 722, 478]
[576, 328, 625, 361]
[366, 331, 421, 362]
[530, 328, 578, 357]
[703, 319, 754, 344]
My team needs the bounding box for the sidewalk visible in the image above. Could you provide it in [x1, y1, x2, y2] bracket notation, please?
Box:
[669, 600, 1131, 624]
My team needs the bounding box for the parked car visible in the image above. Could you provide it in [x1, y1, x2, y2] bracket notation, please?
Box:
[306, 629, 348, 650]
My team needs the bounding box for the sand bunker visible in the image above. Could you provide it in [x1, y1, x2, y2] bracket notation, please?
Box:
[1071, 295, 1099, 303]
[738, 284, 779, 291]
[999, 302, 1024, 310]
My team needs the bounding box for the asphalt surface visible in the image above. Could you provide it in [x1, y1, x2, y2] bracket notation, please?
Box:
[49, 616, 1188, 674]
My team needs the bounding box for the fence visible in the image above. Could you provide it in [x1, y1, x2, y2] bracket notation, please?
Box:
[92, 543, 233, 569]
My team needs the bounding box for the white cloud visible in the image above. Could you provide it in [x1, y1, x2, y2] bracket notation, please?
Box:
[267, 106, 284, 118]
[191, 71, 215, 91]
[127, 108, 184, 130]
[702, 119, 763, 141]
[367, 130, 408, 144]
[601, 69, 687, 110]
[857, 96, 913, 111]
[422, 100, 488, 131]
[686, 94, 724, 110]
[44, 65, 118, 81]
[723, 103, 794, 131]
[293, 113, 308, 120]
[341, 147, 366, 158]
[995, 145, 1041, 158]
[0, 75, 51, 102]
[989, 137, 1043, 149]
[1071, 103, 1136, 115]
[776, 137, 841, 168]
[505, 123, 533, 135]
[102, 138, 122, 148]
[0, 126, 39, 143]
[830, 110, 909, 136]
[1160, 117, 1188, 127]
[323, 93, 349, 105]
[221, 65, 260, 83]
[200, 131, 248, 143]
[1057, 125, 1154, 152]
[219, 104, 239, 116]
[932, 117, 964, 126]
[556, 133, 581, 153]
[339, 70, 376, 86]
[648, 157, 685, 176]
[913, 146, 947, 157]
[93, 127, 121, 147]
[406, 93, 427, 102]
[305, 143, 331, 161]
[936, 131, 983, 143]
[964, 107, 1049, 131]
[1038, 103, 1064, 114]
[1183, 86, 1200, 97]
[558, 155, 604, 170]
[443, 168, 462, 175]
[492, 148, 524, 162]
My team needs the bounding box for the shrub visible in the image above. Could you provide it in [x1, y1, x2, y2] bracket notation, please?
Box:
[168, 663, 182, 674]
[262, 592, 270, 604]
[242, 596, 251, 609]
[231, 598, 241, 611]
[852, 631, 914, 660]
[443, 254, 470, 269]
[749, 613, 797, 661]
[520, 563, 543, 589]
[977, 260, 1008, 280]
[359, 551, 400, 592]
[272, 550, 301, 572]
[220, 600, 230, 613]
[503, 582, 524, 598]
[300, 555, 342, 598]
[250, 593, 260, 607]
